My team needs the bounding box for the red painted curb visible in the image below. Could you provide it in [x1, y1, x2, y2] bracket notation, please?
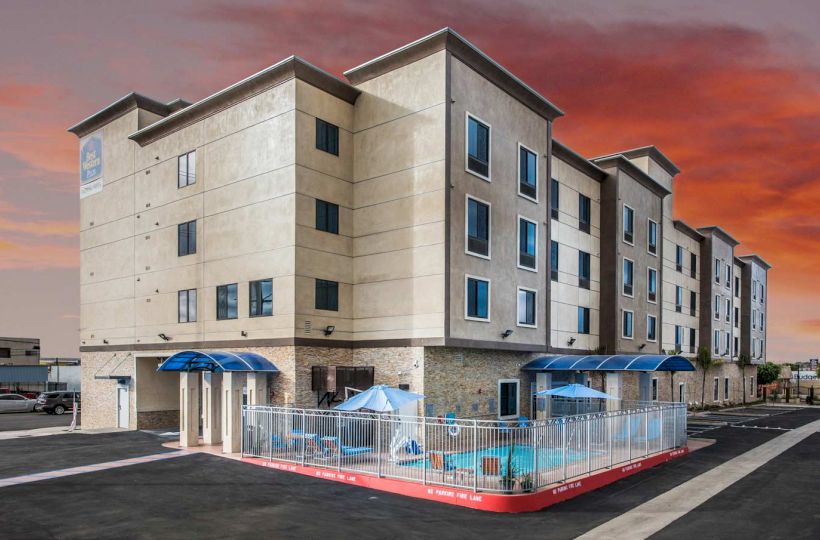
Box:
[242, 446, 689, 513]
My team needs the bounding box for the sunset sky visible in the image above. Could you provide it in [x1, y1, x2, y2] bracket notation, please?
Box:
[0, 0, 817, 361]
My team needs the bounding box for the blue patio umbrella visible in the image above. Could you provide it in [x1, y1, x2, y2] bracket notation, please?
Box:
[534, 383, 616, 400]
[334, 385, 425, 413]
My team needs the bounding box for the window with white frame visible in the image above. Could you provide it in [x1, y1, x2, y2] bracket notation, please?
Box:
[517, 288, 536, 328]
[752, 309, 757, 329]
[647, 315, 657, 342]
[676, 286, 683, 312]
[465, 276, 490, 321]
[724, 377, 730, 401]
[623, 205, 634, 244]
[177, 150, 196, 188]
[715, 258, 721, 284]
[725, 263, 731, 288]
[676, 245, 683, 272]
[679, 382, 686, 403]
[518, 144, 537, 201]
[647, 268, 657, 303]
[623, 258, 634, 296]
[713, 377, 720, 401]
[178, 289, 196, 323]
[713, 330, 720, 355]
[466, 114, 490, 179]
[466, 196, 490, 258]
[578, 307, 590, 335]
[622, 310, 634, 339]
[725, 298, 731, 323]
[753, 279, 757, 300]
[651, 378, 658, 401]
[725, 331, 731, 356]
[714, 294, 720, 320]
[498, 379, 519, 418]
[674, 325, 682, 349]
[647, 219, 657, 255]
[518, 217, 537, 271]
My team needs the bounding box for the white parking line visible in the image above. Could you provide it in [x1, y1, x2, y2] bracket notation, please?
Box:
[0, 450, 189, 488]
[576, 418, 820, 540]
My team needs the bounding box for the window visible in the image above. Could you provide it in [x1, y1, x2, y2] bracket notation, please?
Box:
[760, 312, 764, 331]
[651, 378, 658, 401]
[623, 205, 634, 244]
[714, 295, 720, 320]
[647, 315, 657, 342]
[622, 310, 634, 339]
[466, 114, 490, 179]
[750, 376, 755, 396]
[679, 382, 686, 403]
[752, 309, 757, 329]
[623, 258, 634, 296]
[753, 280, 757, 300]
[713, 377, 720, 401]
[517, 288, 536, 327]
[550, 178, 560, 219]
[249, 279, 273, 317]
[734, 336, 739, 356]
[178, 289, 196, 323]
[518, 217, 537, 271]
[315, 118, 339, 155]
[177, 220, 196, 256]
[690, 291, 697, 317]
[177, 150, 196, 188]
[674, 325, 682, 349]
[315, 199, 339, 234]
[724, 378, 730, 401]
[760, 284, 765, 304]
[647, 268, 657, 303]
[725, 298, 731, 323]
[675, 286, 683, 312]
[725, 263, 731, 288]
[734, 306, 739, 327]
[550, 241, 559, 281]
[216, 283, 238, 320]
[579, 194, 591, 234]
[0, 348, 9, 358]
[647, 219, 657, 255]
[715, 258, 721, 284]
[725, 332, 731, 356]
[690, 253, 697, 278]
[578, 307, 590, 334]
[465, 276, 490, 321]
[466, 196, 490, 258]
[315, 279, 339, 311]
[689, 327, 696, 352]
[713, 330, 720, 355]
[734, 276, 740, 297]
[579, 251, 591, 290]
[498, 379, 519, 418]
[518, 144, 537, 200]
[675, 245, 683, 272]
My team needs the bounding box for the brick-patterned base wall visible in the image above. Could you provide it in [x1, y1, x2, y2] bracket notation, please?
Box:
[137, 410, 179, 429]
[80, 352, 136, 430]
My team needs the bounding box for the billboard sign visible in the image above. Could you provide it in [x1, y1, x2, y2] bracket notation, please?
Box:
[79, 131, 103, 199]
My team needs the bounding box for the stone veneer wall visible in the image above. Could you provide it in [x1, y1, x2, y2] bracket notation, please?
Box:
[80, 351, 137, 430]
[137, 410, 179, 429]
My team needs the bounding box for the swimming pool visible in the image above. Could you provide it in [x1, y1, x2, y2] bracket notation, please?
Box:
[401, 445, 589, 474]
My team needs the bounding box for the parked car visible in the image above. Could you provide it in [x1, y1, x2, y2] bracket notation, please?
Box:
[0, 393, 37, 413]
[35, 392, 80, 415]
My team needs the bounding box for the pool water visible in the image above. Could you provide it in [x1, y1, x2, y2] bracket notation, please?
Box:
[401, 445, 588, 474]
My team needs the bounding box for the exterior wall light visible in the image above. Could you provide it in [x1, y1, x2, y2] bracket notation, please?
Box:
[158, 333, 170, 341]
[568, 337, 576, 345]
[324, 325, 335, 336]
[502, 329, 513, 339]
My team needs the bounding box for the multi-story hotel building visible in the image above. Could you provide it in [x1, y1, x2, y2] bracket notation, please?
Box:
[70, 29, 770, 442]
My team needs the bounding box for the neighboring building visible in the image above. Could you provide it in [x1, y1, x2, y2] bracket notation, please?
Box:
[739, 254, 771, 362]
[663, 220, 702, 356]
[68, 28, 770, 443]
[0, 337, 40, 366]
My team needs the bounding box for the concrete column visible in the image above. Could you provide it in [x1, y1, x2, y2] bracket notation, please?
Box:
[179, 372, 200, 447]
[222, 372, 244, 454]
[202, 372, 222, 445]
[247, 372, 268, 406]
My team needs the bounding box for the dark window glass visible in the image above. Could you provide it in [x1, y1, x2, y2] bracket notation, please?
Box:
[216, 283, 238, 320]
[466, 277, 489, 319]
[623, 258, 633, 296]
[648, 316, 657, 341]
[676, 245, 684, 272]
[579, 194, 591, 233]
[676, 286, 683, 312]
[623, 310, 633, 338]
[674, 325, 681, 348]
[689, 328, 696, 351]
[315, 279, 339, 311]
[315, 199, 339, 234]
[734, 306, 739, 328]
[178, 289, 196, 323]
[517, 288, 536, 326]
[648, 220, 657, 254]
[690, 253, 697, 278]
[466, 198, 490, 256]
[550, 241, 559, 281]
[691, 291, 697, 317]
[499, 381, 518, 417]
[0, 348, 10, 358]
[623, 206, 634, 243]
[518, 218, 536, 269]
[178, 220, 196, 256]
[315, 118, 339, 155]
[550, 179, 560, 220]
[177, 151, 196, 188]
[519, 146, 537, 199]
[467, 116, 490, 177]
[249, 279, 273, 317]
[648, 268, 657, 302]
[579, 251, 591, 289]
[578, 307, 590, 334]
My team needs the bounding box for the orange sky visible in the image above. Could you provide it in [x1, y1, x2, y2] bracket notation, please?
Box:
[0, 1, 817, 360]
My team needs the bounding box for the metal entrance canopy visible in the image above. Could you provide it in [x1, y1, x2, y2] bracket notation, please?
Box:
[521, 354, 695, 372]
[157, 350, 279, 373]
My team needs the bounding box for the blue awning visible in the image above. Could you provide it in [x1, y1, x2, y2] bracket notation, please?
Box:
[521, 354, 694, 372]
[157, 351, 279, 373]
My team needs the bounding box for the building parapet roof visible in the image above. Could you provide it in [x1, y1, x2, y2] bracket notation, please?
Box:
[552, 140, 607, 181]
[592, 154, 672, 197]
[673, 220, 704, 242]
[599, 145, 680, 176]
[67, 93, 191, 138]
[128, 56, 360, 146]
[738, 254, 772, 270]
[344, 28, 564, 122]
[697, 225, 741, 247]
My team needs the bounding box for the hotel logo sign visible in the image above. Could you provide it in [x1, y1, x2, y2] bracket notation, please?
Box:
[79, 132, 103, 199]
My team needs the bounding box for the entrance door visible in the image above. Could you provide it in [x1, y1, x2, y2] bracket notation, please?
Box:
[639, 372, 651, 402]
[117, 386, 129, 429]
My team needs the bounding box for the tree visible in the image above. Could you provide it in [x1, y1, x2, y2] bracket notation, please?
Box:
[737, 353, 752, 405]
[757, 362, 782, 385]
[696, 346, 721, 410]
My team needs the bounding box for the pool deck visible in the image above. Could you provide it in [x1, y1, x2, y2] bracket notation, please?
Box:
[240, 443, 701, 513]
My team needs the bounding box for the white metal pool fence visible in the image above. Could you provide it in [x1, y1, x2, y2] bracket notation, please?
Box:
[241, 402, 687, 494]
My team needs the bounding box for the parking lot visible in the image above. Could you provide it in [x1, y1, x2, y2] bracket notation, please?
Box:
[0, 411, 78, 432]
[0, 406, 817, 539]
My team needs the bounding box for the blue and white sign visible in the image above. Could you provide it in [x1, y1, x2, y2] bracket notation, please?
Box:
[79, 131, 103, 199]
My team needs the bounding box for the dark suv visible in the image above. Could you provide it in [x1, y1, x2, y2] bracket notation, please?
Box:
[35, 392, 80, 415]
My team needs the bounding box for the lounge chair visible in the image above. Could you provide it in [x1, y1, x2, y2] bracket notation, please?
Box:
[481, 456, 501, 478]
[321, 436, 373, 457]
[303, 433, 330, 457]
[429, 451, 473, 483]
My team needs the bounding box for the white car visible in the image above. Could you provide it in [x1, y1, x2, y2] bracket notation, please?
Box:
[0, 393, 37, 413]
